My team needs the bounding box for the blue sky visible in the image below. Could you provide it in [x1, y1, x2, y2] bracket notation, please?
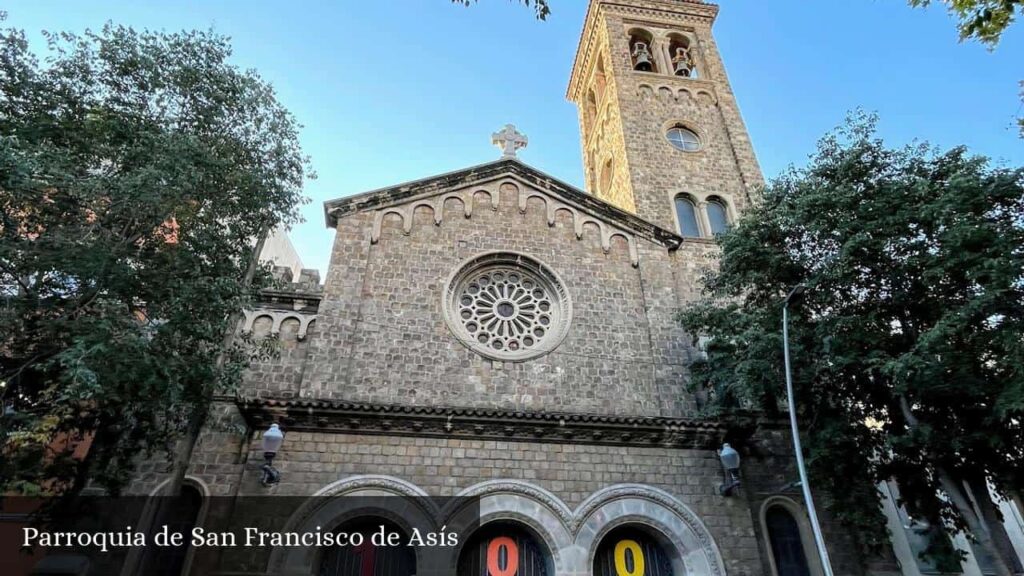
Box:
[7, 0, 1023, 274]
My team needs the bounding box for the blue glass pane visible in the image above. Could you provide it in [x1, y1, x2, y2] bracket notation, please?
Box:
[707, 201, 729, 235]
[675, 197, 700, 237]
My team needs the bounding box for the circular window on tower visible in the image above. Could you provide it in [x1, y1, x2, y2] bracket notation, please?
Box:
[443, 252, 572, 362]
[666, 125, 701, 152]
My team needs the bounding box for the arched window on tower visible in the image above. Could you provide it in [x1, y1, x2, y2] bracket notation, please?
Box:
[674, 194, 701, 237]
[628, 29, 657, 73]
[765, 506, 812, 576]
[585, 88, 598, 132]
[667, 33, 697, 78]
[599, 159, 614, 197]
[706, 197, 730, 235]
[594, 55, 607, 101]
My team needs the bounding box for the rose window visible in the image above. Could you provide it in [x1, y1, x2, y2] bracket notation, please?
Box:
[443, 252, 572, 361]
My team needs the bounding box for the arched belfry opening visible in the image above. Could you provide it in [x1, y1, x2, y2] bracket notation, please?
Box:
[628, 29, 656, 72]
[457, 521, 554, 576]
[667, 33, 696, 78]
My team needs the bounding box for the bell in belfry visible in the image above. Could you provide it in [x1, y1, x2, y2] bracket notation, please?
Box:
[673, 47, 693, 77]
[631, 42, 653, 72]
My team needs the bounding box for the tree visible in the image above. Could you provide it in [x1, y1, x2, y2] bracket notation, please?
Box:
[451, 0, 551, 20]
[679, 112, 1024, 573]
[907, 1, 1024, 135]
[0, 23, 311, 498]
[909, 0, 1023, 45]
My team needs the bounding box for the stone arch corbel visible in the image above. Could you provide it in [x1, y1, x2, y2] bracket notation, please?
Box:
[410, 200, 441, 226]
[371, 207, 408, 243]
[296, 316, 315, 340]
[439, 193, 470, 220]
[241, 309, 269, 333]
[599, 225, 613, 254]
[270, 313, 289, 335]
[545, 200, 559, 226]
[696, 88, 717, 105]
[573, 484, 727, 576]
[242, 310, 317, 340]
[446, 480, 575, 576]
[575, 215, 603, 242]
[553, 206, 577, 230]
[269, 475, 441, 576]
[518, 189, 550, 216]
[608, 231, 640, 267]
[470, 189, 499, 212]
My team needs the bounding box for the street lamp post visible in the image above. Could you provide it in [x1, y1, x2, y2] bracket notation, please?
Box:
[783, 285, 835, 576]
[260, 423, 284, 486]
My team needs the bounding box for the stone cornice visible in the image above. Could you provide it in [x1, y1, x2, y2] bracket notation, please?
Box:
[234, 396, 758, 450]
[323, 158, 682, 250]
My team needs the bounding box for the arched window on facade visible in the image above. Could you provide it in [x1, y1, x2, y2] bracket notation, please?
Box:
[674, 195, 701, 237]
[666, 34, 697, 78]
[457, 521, 553, 576]
[320, 517, 416, 576]
[593, 525, 676, 576]
[628, 29, 657, 73]
[706, 198, 730, 235]
[765, 506, 812, 576]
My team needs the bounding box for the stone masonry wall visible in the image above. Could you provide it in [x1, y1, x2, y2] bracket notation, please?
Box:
[603, 11, 759, 233]
[298, 179, 701, 418]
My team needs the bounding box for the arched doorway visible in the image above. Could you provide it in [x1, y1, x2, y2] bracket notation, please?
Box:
[319, 517, 415, 576]
[457, 521, 552, 576]
[593, 525, 675, 576]
[137, 484, 204, 576]
[765, 505, 811, 576]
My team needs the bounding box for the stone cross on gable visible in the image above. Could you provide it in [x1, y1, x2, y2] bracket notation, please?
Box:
[492, 124, 528, 159]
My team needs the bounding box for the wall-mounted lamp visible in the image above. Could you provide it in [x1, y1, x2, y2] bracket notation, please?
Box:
[718, 443, 741, 496]
[260, 423, 284, 486]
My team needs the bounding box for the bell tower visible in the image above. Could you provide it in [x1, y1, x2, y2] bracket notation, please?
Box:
[567, 0, 763, 235]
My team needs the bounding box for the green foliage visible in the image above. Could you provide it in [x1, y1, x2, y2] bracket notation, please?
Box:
[0, 24, 311, 496]
[679, 111, 1024, 562]
[451, 0, 551, 20]
[909, 0, 1023, 45]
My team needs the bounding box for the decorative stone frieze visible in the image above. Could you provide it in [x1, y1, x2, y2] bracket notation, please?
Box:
[233, 396, 754, 450]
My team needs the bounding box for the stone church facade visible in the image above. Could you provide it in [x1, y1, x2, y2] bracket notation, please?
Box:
[123, 1, 936, 575]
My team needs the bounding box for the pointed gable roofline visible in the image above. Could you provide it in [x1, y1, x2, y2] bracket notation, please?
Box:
[323, 158, 683, 249]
